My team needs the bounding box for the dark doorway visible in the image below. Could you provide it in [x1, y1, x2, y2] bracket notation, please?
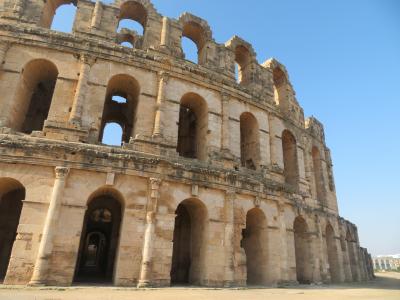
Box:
[177, 105, 197, 159]
[293, 216, 311, 284]
[0, 179, 25, 281]
[170, 199, 207, 286]
[241, 208, 268, 285]
[74, 195, 122, 284]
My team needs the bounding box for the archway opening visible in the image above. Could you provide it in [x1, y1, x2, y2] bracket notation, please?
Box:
[312, 146, 326, 204]
[119, 1, 147, 34]
[272, 67, 287, 106]
[182, 36, 198, 64]
[241, 207, 268, 285]
[282, 130, 299, 187]
[40, 0, 77, 31]
[101, 122, 123, 146]
[293, 216, 311, 284]
[234, 45, 251, 85]
[13, 59, 58, 134]
[181, 21, 207, 65]
[74, 193, 122, 283]
[176, 93, 208, 160]
[99, 74, 139, 145]
[0, 178, 25, 281]
[170, 198, 207, 286]
[346, 230, 358, 281]
[240, 112, 260, 170]
[326, 224, 340, 282]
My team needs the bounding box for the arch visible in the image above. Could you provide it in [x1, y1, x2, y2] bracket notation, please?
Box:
[74, 189, 123, 283]
[176, 93, 208, 161]
[235, 45, 252, 84]
[181, 22, 207, 64]
[293, 216, 312, 284]
[282, 130, 299, 187]
[346, 229, 358, 281]
[99, 74, 140, 145]
[225, 36, 256, 85]
[0, 178, 25, 281]
[326, 223, 340, 282]
[170, 198, 208, 285]
[118, 1, 147, 35]
[240, 112, 260, 170]
[241, 207, 268, 285]
[179, 13, 212, 65]
[312, 146, 326, 204]
[39, 0, 77, 30]
[272, 66, 288, 106]
[12, 59, 58, 134]
[116, 29, 138, 48]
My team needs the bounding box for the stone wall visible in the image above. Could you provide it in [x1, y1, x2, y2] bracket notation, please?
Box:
[0, 0, 373, 287]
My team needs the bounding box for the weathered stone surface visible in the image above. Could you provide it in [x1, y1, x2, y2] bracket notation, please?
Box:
[0, 0, 373, 287]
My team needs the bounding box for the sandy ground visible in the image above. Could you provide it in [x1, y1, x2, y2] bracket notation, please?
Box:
[0, 272, 399, 300]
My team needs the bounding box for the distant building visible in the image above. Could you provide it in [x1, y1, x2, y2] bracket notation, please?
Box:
[373, 256, 400, 271]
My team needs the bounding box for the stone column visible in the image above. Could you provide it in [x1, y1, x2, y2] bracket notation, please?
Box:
[152, 72, 169, 138]
[223, 190, 235, 286]
[278, 203, 289, 282]
[138, 178, 162, 287]
[90, 1, 103, 29]
[159, 17, 170, 50]
[69, 55, 95, 127]
[29, 166, 70, 285]
[221, 92, 231, 151]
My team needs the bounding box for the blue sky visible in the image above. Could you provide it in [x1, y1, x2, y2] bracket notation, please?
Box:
[52, 0, 400, 256]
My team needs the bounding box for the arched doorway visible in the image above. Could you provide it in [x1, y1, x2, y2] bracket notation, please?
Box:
[293, 216, 311, 284]
[74, 193, 122, 283]
[170, 198, 208, 285]
[0, 178, 25, 281]
[326, 224, 340, 282]
[241, 207, 268, 285]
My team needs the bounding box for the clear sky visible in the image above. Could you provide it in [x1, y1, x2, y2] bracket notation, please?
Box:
[52, 0, 400, 256]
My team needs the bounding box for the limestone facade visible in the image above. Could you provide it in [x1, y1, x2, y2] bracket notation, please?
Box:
[0, 0, 374, 287]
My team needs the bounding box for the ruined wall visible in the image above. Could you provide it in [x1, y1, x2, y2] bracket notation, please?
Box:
[0, 0, 373, 287]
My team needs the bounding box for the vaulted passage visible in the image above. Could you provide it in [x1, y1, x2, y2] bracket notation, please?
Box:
[74, 194, 122, 283]
[241, 208, 268, 285]
[176, 93, 208, 160]
[0, 178, 25, 281]
[171, 198, 207, 285]
[326, 224, 340, 282]
[293, 216, 311, 284]
[13, 59, 58, 134]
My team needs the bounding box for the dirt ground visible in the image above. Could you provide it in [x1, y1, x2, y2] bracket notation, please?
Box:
[0, 272, 399, 300]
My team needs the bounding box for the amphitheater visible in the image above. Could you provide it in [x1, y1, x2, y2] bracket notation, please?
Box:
[0, 0, 374, 288]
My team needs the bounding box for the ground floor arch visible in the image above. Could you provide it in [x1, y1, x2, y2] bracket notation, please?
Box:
[293, 216, 312, 284]
[0, 178, 25, 281]
[326, 224, 340, 282]
[170, 198, 208, 285]
[74, 192, 123, 284]
[241, 207, 268, 285]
